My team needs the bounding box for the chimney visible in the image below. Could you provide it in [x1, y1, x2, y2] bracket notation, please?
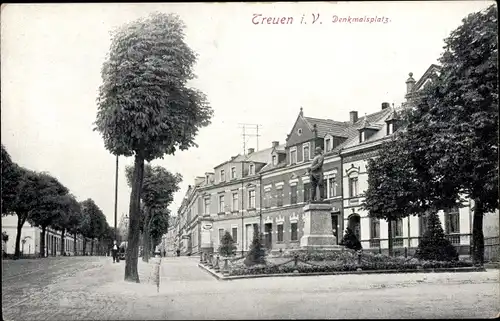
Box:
[349, 111, 358, 124]
[381, 102, 390, 110]
[248, 148, 255, 154]
[272, 141, 279, 148]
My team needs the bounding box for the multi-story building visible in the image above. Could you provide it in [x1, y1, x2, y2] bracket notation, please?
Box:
[173, 65, 498, 260]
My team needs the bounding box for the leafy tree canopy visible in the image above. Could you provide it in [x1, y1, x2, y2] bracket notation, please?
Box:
[125, 164, 182, 209]
[94, 12, 213, 161]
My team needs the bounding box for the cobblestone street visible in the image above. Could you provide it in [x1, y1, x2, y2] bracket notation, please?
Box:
[2, 256, 499, 320]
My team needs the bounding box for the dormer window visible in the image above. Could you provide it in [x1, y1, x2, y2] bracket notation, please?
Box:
[272, 155, 277, 166]
[387, 123, 394, 135]
[359, 131, 366, 143]
[231, 167, 236, 179]
[249, 163, 255, 175]
[206, 175, 209, 184]
[325, 138, 332, 152]
[220, 170, 225, 182]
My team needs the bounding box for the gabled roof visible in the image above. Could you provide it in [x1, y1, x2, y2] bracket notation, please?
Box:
[303, 117, 348, 138]
[414, 64, 441, 91]
[385, 107, 401, 122]
[357, 114, 382, 131]
[232, 145, 278, 164]
[335, 108, 392, 150]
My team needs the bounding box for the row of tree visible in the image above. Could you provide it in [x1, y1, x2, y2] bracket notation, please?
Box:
[1, 145, 115, 258]
[125, 164, 182, 263]
[363, 5, 498, 264]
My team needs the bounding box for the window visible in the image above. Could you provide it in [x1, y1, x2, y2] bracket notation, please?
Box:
[276, 187, 283, 207]
[218, 195, 225, 213]
[277, 224, 284, 242]
[445, 207, 460, 234]
[248, 190, 256, 209]
[359, 131, 366, 143]
[249, 164, 255, 175]
[232, 227, 238, 243]
[231, 192, 239, 211]
[272, 155, 277, 166]
[297, 128, 303, 136]
[328, 177, 337, 198]
[349, 177, 359, 197]
[290, 185, 297, 204]
[218, 229, 225, 243]
[220, 170, 225, 182]
[303, 145, 310, 161]
[231, 167, 236, 179]
[291, 222, 298, 241]
[204, 198, 210, 215]
[387, 123, 393, 135]
[264, 189, 271, 208]
[325, 138, 332, 152]
[391, 218, 403, 238]
[290, 149, 297, 165]
[370, 217, 380, 239]
[303, 182, 311, 202]
[206, 175, 210, 184]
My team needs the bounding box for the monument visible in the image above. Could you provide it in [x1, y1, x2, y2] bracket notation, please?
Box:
[300, 147, 342, 250]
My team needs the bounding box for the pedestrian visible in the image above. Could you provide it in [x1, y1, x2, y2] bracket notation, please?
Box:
[111, 240, 119, 263]
[163, 249, 166, 258]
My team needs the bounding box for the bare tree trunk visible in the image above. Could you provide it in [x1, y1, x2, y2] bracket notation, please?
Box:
[142, 208, 151, 263]
[125, 152, 145, 283]
[40, 226, 47, 258]
[14, 215, 27, 259]
[387, 218, 393, 257]
[91, 239, 94, 256]
[73, 232, 77, 256]
[472, 198, 485, 265]
[60, 229, 66, 256]
[83, 238, 87, 256]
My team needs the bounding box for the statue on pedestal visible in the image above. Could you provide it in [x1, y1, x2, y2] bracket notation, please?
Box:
[308, 146, 325, 202]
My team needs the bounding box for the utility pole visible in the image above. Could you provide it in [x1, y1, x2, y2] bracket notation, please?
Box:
[114, 155, 119, 242]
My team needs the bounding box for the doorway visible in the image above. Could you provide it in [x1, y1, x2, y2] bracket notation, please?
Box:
[348, 214, 361, 241]
[264, 223, 272, 249]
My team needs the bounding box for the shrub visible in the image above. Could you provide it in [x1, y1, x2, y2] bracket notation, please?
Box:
[415, 211, 459, 262]
[218, 231, 237, 257]
[244, 230, 266, 266]
[339, 227, 362, 251]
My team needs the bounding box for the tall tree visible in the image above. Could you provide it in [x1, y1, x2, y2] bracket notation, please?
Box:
[29, 173, 70, 257]
[52, 194, 81, 256]
[1, 145, 22, 214]
[408, 5, 498, 264]
[362, 128, 461, 256]
[95, 12, 212, 282]
[149, 207, 171, 252]
[80, 199, 106, 256]
[125, 164, 182, 262]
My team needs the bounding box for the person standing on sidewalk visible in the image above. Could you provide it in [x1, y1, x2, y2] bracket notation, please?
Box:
[111, 241, 119, 263]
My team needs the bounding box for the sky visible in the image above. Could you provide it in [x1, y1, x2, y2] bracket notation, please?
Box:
[1, 1, 494, 227]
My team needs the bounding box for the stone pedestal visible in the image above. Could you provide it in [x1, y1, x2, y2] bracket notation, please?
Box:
[300, 202, 343, 250]
[199, 216, 214, 261]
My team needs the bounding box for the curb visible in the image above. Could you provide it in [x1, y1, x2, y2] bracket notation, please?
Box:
[198, 263, 486, 281]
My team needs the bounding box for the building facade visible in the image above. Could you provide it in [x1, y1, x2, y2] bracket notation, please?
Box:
[1, 215, 91, 256]
[171, 65, 499, 260]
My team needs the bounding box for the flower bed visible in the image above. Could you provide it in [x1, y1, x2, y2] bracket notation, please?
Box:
[227, 250, 474, 276]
